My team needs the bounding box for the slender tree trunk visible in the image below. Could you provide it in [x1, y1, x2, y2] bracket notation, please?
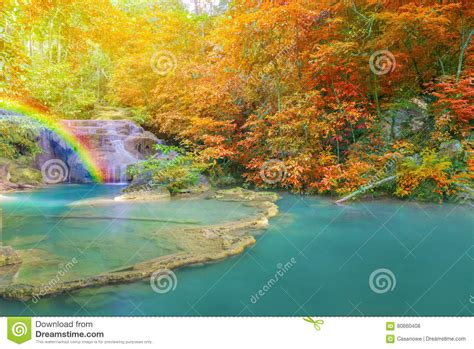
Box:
[371, 73, 382, 119]
[57, 38, 61, 63]
[28, 34, 33, 57]
[273, 62, 282, 112]
[194, 0, 200, 15]
[404, 36, 424, 89]
[456, 28, 474, 83]
[49, 21, 53, 62]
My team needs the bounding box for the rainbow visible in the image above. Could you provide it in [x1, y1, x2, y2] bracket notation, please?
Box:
[0, 98, 105, 182]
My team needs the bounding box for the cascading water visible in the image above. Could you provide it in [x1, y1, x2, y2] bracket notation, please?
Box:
[38, 120, 159, 183]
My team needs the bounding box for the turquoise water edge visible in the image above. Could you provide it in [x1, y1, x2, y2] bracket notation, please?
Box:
[0, 185, 472, 316]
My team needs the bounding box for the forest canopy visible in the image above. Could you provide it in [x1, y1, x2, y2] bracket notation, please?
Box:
[1, 0, 473, 201]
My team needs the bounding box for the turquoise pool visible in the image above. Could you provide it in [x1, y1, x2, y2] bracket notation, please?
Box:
[0, 185, 472, 316]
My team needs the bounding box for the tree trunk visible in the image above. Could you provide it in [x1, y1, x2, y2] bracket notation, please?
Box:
[335, 175, 397, 204]
[456, 28, 474, 83]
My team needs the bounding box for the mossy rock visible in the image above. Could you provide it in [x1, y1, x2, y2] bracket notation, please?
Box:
[0, 156, 41, 185]
[0, 158, 11, 166]
[209, 174, 239, 187]
[439, 140, 464, 161]
[93, 106, 143, 124]
[9, 166, 42, 185]
[213, 187, 279, 202]
[115, 187, 171, 201]
[14, 156, 37, 167]
[0, 246, 22, 267]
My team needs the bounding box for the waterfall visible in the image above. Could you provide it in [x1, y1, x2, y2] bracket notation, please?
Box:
[103, 165, 129, 184]
[119, 164, 128, 183]
[38, 119, 160, 183]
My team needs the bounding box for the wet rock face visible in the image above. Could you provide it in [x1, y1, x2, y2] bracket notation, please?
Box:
[439, 140, 463, 160]
[37, 120, 159, 183]
[382, 98, 430, 141]
[36, 129, 93, 183]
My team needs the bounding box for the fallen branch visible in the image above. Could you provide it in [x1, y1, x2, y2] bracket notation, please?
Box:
[453, 182, 474, 195]
[335, 175, 397, 204]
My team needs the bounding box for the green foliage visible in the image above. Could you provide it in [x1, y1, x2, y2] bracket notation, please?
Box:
[395, 149, 453, 200]
[129, 145, 208, 193]
[408, 179, 446, 202]
[130, 107, 148, 125]
[0, 121, 41, 159]
[24, 60, 101, 119]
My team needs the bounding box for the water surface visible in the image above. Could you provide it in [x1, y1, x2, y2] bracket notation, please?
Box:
[0, 185, 472, 316]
